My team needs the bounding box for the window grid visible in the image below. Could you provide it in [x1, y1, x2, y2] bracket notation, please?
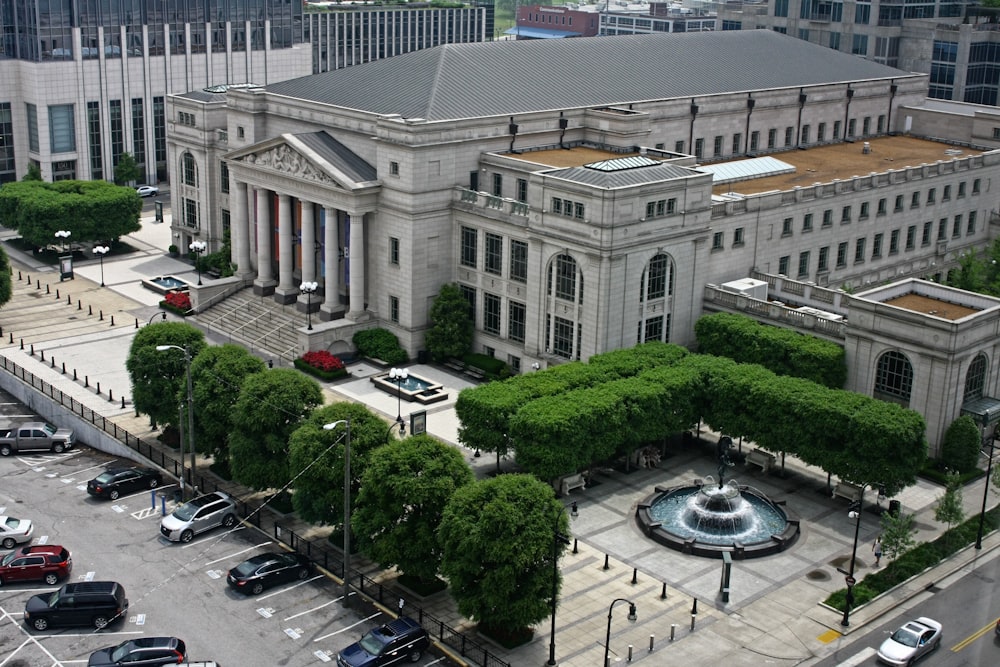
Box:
[483, 293, 501, 335]
[874, 351, 914, 404]
[484, 233, 503, 275]
[510, 240, 528, 283]
[508, 301, 526, 342]
[460, 226, 477, 268]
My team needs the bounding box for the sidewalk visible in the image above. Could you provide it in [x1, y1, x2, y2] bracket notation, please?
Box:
[2, 221, 999, 667]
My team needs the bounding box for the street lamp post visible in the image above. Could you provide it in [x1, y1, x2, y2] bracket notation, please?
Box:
[189, 240, 207, 285]
[547, 510, 570, 666]
[300, 281, 318, 330]
[388, 367, 408, 429]
[93, 245, 109, 286]
[385, 419, 406, 443]
[148, 311, 167, 326]
[976, 431, 997, 549]
[841, 485, 868, 627]
[324, 420, 352, 606]
[156, 345, 196, 500]
[603, 598, 638, 667]
[54, 230, 71, 252]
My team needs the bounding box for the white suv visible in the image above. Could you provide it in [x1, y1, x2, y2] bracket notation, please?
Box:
[160, 492, 238, 543]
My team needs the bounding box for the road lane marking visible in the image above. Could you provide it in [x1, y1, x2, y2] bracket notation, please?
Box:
[835, 647, 876, 665]
[284, 599, 338, 621]
[255, 575, 325, 601]
[205, 541, 272, 566]
[950, 616, 1000, 651]
[313, 612, 381, 642]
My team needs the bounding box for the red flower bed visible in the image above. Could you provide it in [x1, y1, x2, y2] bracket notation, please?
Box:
[163, 290, 191, 311]
[301, 350, 345, 373]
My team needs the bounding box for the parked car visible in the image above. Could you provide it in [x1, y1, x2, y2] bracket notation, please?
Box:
[0, 516, 33, 549]
[877, 616, 942, 665]
[88, 637, 186, 666]
[87, 466, 163, 500]
[136, 185, 159, 197]
[160, 491, 238, 543]
[24, 580, 128, 630]
[0, 545, 72, 585]
[0, 421, 76, 456]
[227, 552, 312, 595]
[336, 617, 430, 667]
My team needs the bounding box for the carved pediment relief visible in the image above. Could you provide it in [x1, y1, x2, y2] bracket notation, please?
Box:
[243, 144, 335, 185]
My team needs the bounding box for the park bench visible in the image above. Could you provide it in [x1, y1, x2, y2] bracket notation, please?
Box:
[746, 448, 776, 473]
[832, 480, 863, 503]
[559, 472, 586, 496]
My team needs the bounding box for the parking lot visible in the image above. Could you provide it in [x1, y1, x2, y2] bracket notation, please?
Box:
[0, 389, 447, 666]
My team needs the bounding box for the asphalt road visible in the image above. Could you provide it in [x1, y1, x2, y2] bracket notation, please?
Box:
[812, 549, 1000, 666]
[0, 388, 447, 666]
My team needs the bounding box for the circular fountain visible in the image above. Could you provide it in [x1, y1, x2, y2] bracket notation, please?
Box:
[636, 476, 800, 558]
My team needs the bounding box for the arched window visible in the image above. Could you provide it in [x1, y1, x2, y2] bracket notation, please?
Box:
[964, 353, 988, 402]
[181, 152, 197, 187]
[874, 350, 914, 407]
[641, 253, 673, 302]
[637, 253, 676, 344]
[547, 253, 582, 303]
[545, 253, 584, 360]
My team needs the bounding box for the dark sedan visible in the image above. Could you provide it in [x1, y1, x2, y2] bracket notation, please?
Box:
[87, 466, 163, 500]
[227, 552, 312, 595]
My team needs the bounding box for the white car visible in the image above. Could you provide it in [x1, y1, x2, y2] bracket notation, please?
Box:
[0, 516, 33, 549]
[159, 491, 238, 543]
[877, 617, 942, 666]
[135, 185, 159, 197]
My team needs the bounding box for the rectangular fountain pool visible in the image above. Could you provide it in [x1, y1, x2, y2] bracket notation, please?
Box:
[370, 372, 448, 405]
[141, 275, 190, 295]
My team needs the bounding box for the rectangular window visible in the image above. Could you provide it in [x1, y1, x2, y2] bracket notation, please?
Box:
[551, 198, 562, 215]
[973, 178, 981, 194]
[389, 237, 400, 265]
[877, 198, 887, 216]
[859, 202, 869, 220]
[510, 240, 527, 283]
[713, 135, 723, 157]
[803, 213, 813, 232]
[927, 188, 936, 204]
[784, 126, 794, 147]
[516, 178, 527, 203]
[674, 140, 684, 153]
[942, 185, 951, 201]
[733, 227, 745, 247]
[712, 231, 724, 249]
[750, 131, 759, 152]
[781, 218, 792, 236]
[863, 117, 871, 135]
[642, 316, 664, 343]
[854, 238, 866, 263]
[86, 101, 103, 180]
[109, 100, 123, 167]
[485, 233, 503, 275]
[968, 210, 977, 235]
[922, 221, 932, 246]
[822, 209, 833, 227]
[389, 296, 399, 324]
[767, 128, 777, 149]
[130, 98, 145, 179]
[872, 233, 883, 258]
[894, 195, 904, 212]
[574, 202, 584, 220]
[938, 218, 948, 241]
[911, 192, 920, 208]
[848, 118, 857, 137]
[952, 215, 962, 238]
[26, 103, 39, 152]
[220, 161, 230, 193]
[49, 104, 76, 153]
[459, 285, 476, 322]
[833, 120, 842, 139]
[959, 181, 967, 197]
[184, 198, 199, 228]
[694, 138, 704, 159]
[841, 206, 851, 223]
[152, 96, 166, 165]
[508, 301, 526, 342]
[906, 225, 916, 250]
[797, 251, 810, 277]
[460, 226, 477, 268]
[800, 124, 810, 144]
[492, 173, 502, 197]
[817, 123, 826, 142]
[877, 115, 886, 134]
[778, 255, 790, 276]
[836, 242, 848, 268]
[550, 315, 577, 360]
[389, 161, 399, 176]
[818, 246, 829, 271]
[483, 293, 501, 335]
[732, 133, 742, 154]
[889, 229, 900, 254]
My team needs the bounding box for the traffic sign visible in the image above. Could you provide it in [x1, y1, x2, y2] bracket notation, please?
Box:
[845, 575, 856, 586]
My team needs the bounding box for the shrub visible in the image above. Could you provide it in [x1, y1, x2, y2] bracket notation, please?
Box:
[940, 415, 982, 473]
[160, 290, 191, 315]
[352, 328, 407, 364]
[294, 350, 348, 381]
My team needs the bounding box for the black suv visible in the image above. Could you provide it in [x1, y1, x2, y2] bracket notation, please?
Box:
[336, 617, 430, 666]
[24, 581, 128, 631]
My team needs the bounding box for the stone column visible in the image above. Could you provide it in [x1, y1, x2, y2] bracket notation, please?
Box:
[321, 205, 342, 317]
[232, 181, 253, 278]
[346, 212, 366, 320]
[300, 202, 316, 284]
[274, 194, 297, 303]
[253, 187, 275, 294]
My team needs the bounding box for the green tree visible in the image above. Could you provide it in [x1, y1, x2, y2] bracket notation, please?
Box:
[113, 152, 141, 185]
[229, 368, 323, 491]
[933, 471, 965, 550]
[0, 180, 142, 248]
[189, 344, 266, 465]
[878, 510, 917, 562]
[424, 283, 473, 361]
[22, 163, 42, 181]
[940, 415, 982, 473]
[125, 322, 206, 429]
[0, 247, 12, 308]
[438, 474, 569, 637]
[353, 434, 474, 584]
[287, 403, 394, 525]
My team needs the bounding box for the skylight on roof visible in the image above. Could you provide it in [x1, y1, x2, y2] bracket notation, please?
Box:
[584, 155, 660, 172]
[696, 156, 796, 184]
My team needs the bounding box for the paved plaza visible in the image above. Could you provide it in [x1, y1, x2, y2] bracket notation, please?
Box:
[1, 213, 999, 667]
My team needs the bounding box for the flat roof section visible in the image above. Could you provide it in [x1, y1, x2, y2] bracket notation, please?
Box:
[506, 146, 641, 169]
[711, 136, 982, 196]
[882, 292, 980, 321]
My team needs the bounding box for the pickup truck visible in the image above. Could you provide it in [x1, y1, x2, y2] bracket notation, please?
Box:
[0, 422, 76, 456]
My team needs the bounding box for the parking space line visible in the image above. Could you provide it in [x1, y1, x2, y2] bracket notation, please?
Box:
[284, 599, 338, 621]
[178, 525, 245, 548]
[256, 575, 325, 601]
[63, 461, 111, 477]
[205, 541, 273, 566]
[313, 612, 381, 642]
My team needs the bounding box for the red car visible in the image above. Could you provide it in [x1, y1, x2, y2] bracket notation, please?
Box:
[0, 545, 72, 586]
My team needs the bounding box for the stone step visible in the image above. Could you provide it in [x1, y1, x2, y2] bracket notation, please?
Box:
[193, 288, 303, 362]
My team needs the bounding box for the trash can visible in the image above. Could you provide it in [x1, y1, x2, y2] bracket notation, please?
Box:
[888, 499, 901, 517]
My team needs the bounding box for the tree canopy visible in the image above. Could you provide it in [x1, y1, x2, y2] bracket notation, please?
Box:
[424, 282, 474, 361]
[113, 152, 141, 185]
[229, 368, 323, 491]
[353, 434, 474, 584]
[0, 180, 142, 248]
[125, 322, 206, 429]
[0, 247, 12, 308]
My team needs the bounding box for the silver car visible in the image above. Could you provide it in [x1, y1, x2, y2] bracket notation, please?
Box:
[1, 516, 33, 549]
[876, 617, 942, 666]
[159, 492, 238, 543]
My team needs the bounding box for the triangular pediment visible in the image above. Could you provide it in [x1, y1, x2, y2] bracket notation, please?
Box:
[226, 132, 377, 192]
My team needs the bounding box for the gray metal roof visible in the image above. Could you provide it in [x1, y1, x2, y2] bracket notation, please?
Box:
[265, 30, 914, 122]
[546, 161, 696, 188]
[294, 131, 377, 183]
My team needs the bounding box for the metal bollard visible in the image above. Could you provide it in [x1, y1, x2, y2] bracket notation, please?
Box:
[77, 299, 82, 310]
[603, 554, 610, 570]
[46, 284, 50, 294]
[88, 304, 92, 315]
[35, 279, 40, 289]
[50, 356, 55, 368]
[627, 645, 633, 662]
[67, 294, 71, 304]
[121, 397, 126, 409]
[691, 614, 696, 631]
[670, 624, 677, 641]
[108, 389, 113, 403]
[40, 349, 44, 361]
[96, 381, 101, 395]
[73, 369, 77, 381]
[661, 582, 667, 599]
[56, 289, 59, 299]
[151, 490, 157, 509]
[160, 495, 168, 516]
[84, 375, 89, 388]
[135, 319, 139, 329]
[61, 362, 66, 374]
[649, 635, 654, 652]
[631, 568, 638, 585]
[110, 315, 115, 326]
[30, 344, 34, 355]
[573, 538, 578, 554]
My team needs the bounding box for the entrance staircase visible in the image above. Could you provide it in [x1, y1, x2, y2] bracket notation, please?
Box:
[192, 288, 304, 363]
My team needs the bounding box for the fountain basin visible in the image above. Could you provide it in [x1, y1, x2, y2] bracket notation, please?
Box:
[636, 480, 800, 559]
[142, 275, 190, 295]
[370, 371, 448, 405]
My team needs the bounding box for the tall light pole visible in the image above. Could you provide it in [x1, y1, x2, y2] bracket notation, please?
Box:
[93, 245, 109, 286]
[54, 229, 71, 252]
[388, 367, 408, 428]
[976, 430, 997, 549]
[547, 509, 570, 666]
[841, 485, 868, 627]
[148, 311, 167, 326]
[324, 420, 352, 606]
[603, 598, 638, 667]
[300, 281, 318, 330]
[157, 345, 196, 500]
[189, 240, 207, 285]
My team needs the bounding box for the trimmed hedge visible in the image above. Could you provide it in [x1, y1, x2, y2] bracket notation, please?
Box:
[352, 328, 407, 365]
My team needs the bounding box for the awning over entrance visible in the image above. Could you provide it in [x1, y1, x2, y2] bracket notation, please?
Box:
[960, 396, 1000, 426]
